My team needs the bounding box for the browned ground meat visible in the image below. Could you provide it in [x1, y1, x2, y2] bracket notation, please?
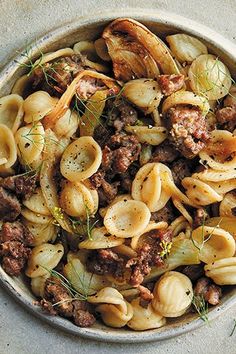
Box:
[126, 228, 173, 286]
[137, 284, 154, 301]
[0, 174, 37, 200]
[150, 202, 177, 224]
[86, 249, 125, 278]
[192, 208, 209, 229]
[158, 74, 185, 96]
[0, 187, 21, 222]
[194, 277, 222, 305]
[216, 93, 236, 132]
[0, 222, 33, 276]
[41, 277, 95, 327]
[106, 99, 138, 131]
[181, 264, 205, 282]
[166, 105, 210, 158]
[90, 171, 119, 205]
[170, 158, 192, 187]
[76, 76, 106, 100]
[151, 140, 180, 163]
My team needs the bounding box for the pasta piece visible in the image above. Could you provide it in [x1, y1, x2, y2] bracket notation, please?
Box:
[22, 219, 57, 246]
[64, 253, 109, 295]
[31, 274, 50, 298]
[199, 130, 236, 171]
[79, 227, 124, 249]
[204, 257, 236, 285]
[21, 207, 52, 224]
[191, 226, 235, 263]
[206, 180, 236, 195]
[206, 217, 236, 241]
[123, 79, 163, 114]
[60, 137, 102, 182]
[99, 194, 132, 218]
[88, 287, 133, 328]
[23, 187, 51, 215]
[220, 192, 236, 217]
[104, 200, 151, 238]
[127, 297, 166, 330]
[182, 177, 223, 206]
[125, 126, 167, 145]
[11, 75, 30, 97]
[152, 271, 193, 317]
[166, 34, 208, 63]
[94, 38, 111, 61]
[73, 40, 108, 72]
[139, 144, 152, 166]
[0, 94, 24, 133]
[0, 124, 17, 168]
[162, 90, 210, 116]
[23, 91, 57, 123]
[169, 216, 191, 238]
[131, 221, 168, 249]
[26, 243, 64, 278]
[193, 169, 236, 182]
[15, 122, 45, 165]
[112, 244, 137, 258]
[172, 199, 193, 224]
[52, 109, 79, 138]
[33, 48, 74, 67]
[188, 54, 232, 100]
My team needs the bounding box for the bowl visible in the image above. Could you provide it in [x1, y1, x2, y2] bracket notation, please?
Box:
[1, 8, 236, 343]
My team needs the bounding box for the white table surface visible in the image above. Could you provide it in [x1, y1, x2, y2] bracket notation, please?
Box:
[0, 1, 236, 353]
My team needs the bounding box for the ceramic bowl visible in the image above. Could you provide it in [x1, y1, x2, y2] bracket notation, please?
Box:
[0, 8, 236, 343]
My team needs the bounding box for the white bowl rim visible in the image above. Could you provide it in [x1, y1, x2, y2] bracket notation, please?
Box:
[0, 8, 236, 343]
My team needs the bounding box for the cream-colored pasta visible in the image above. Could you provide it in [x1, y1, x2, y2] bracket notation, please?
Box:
[123, 79, 163, 114]
[182, 177, 223, 206]
[127, 297, 166, 330]
[60, 136, 102, 182]
[73, 40, 108, 72]
[204, 257, 236, 285]
[99, 194, 132, 218]
[23, 187, 51, 215]
[23, 218, 57, 246]
[206, 216, 236, 241]
[23, 91, 57, 123]
[188, 54, 232, 100]
[162, 90, 210, 116]
[172, 199, 193, 224]
[88, 287, 133, 328]
[219, 192, 236, 217]
[104, 199, 151, 238]
[169, 216, 191, 238]
[59, 180, 98, 218]
[131, 221, 168, 249]
[166, 34, 208, 63]
[15, 122, 45, 165]
[199, 130, 236, 171]
[79, 227, 124, 249]
[11, 75, 30, 96]
[112, 244, 137, 258]
[152, 271, 193, 317]
[94, 38, 111, 61]
[26, 243, 64, 278]
[191, 226, 236, 263]
[21, 207, 52, 224]
[205, 180, 236, 195]
[193, 168, 236, 182]
[53, 109, 79, 138]
[125, 125, 167, 145]
[0, 94, 24, 133]
[31, 274, 50, 298]
[0, 124, 17, 168]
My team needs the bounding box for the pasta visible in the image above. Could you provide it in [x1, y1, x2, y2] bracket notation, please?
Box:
[0, 17, 236, 333]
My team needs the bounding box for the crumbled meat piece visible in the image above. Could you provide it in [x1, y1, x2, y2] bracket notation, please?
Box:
[0, 187, 21, 222]
[137, 284, 154, 301]
[40, 299, 58, 315]
[90, 170, 119, 206]
[93, 125, 113, 149]
[0, 222, 33, 276]
[86, 249, 125, 278]
[166, 105, 210, 158]
[107, 99, 138, 131]
[158, 74, 185, 96]
[73, 300, 96, 327]
[193, 208, 209, 229]
[90, 170, 106, 189]
[150, 202, 177, 224]
[216, 91, 236, 132]
[0, 174, 37, 200]
[181, 264, 205, 282]
[194, 277, 222, 305]
[171, 158, 192, 187]
[151, 140, 180, 163]
[100, 179, 119, 203]
[76, 76, 106, 99]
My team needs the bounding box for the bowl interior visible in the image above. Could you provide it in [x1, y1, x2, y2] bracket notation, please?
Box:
[1, 9, 236, 343]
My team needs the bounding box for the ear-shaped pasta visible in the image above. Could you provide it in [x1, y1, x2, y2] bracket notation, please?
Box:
[15, 122, 45, 165]
[104, 199, 151, 238]
[199, 130, 236, 171]
[206, 217, 236, 240]
[127, 297, 166, 330]
[21, 207, 52, 224]
[59, 180, 98, 218]
[204, 257, 236, 285]
[64, 253, 109, 295]
[125, 125, 167, 145]
[73, 40, 108, 72]
[193, 169, 236, 182]
[88, 287, 133, 328]
[23, 91, 57, 123]
[169, 216, 191, 238]
[188, 54, 232, 100]
[166, 34, 208, 63]
[191, 226, 236, 263]
[60, 137, 102, 182]
[52, 109, 79, 138]
[23, 187, 51, 215]
[123, 79, 163, 114]
[26, 243, 64, 278]
[172, 199, 193, 224]
[11, 75, 30, 97]
[0, 94, 24, 133]
[99, 194, 132, 218]
[22, 219, 57, 246]
[131, 221, 168, 249]
[0, 124, 17, 168]
[152, 271, 193, 317]
[94, 38, 111, 61]
[31, 274, 50, 298]
[79, 227, 124, 249]
[220, 192, 236, 217]
[162, 90, 210, 116]
[182, 177, 223, 206]
[205, 180, 236, 195]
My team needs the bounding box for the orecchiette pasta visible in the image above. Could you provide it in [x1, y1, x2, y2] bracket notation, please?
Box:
[219, 192, 236, 217]
[204, 257, 236, 285]
[23, 91, 57, 123]
[22, 218, 57, 246]
[52, 109, 79, 138]
[79, 227, 124, 249]
[182, 177, 223, 205]
[125, 125, 167, 145]
[0, 124, 17, 168]
[0, 94, 24, 133]
[23, 187, 50, 215]
[31, 274, 50, 298]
